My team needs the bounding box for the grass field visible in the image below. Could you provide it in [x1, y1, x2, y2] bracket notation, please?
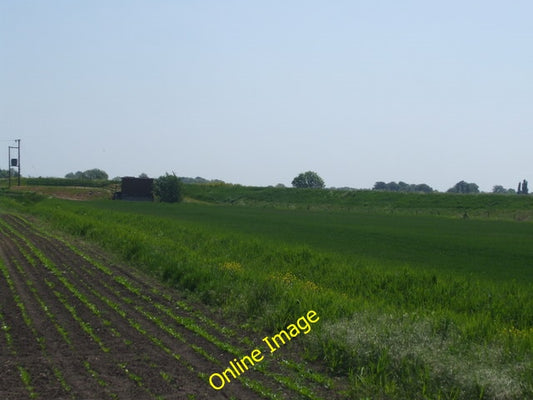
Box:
[183, 183, 533, 219]
[1, 186, 532, 399]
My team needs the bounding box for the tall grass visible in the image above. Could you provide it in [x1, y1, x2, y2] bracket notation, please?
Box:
[2, 193, 533, 399]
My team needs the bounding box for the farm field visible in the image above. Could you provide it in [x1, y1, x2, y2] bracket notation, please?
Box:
[0, 213, 337, 399]
[1, 186, 533, 399]
[88, 198, 533, 282]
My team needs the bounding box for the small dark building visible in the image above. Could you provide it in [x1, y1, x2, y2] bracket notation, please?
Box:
[114, 177, 154, 201]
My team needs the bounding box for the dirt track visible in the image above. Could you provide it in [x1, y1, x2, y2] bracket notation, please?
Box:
[0, 214, 335, 400]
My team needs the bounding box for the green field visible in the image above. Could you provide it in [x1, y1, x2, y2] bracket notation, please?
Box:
[1, 186, 532, 399]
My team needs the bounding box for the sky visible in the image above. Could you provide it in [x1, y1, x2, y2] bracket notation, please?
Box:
[1, 1, 532, 192]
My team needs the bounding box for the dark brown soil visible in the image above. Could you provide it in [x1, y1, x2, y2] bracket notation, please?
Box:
[0, 214, 344, 400]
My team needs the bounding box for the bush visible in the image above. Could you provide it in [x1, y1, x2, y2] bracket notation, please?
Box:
[154, 173, 183, 203]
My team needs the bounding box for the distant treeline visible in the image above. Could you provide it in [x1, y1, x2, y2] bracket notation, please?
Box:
[0, 168, 20, 178]
[373, 181, 433, 193]
[65, 168, 109, 180]
[179, 176, 226, 185]
[25, 175, 224, 188]
[13, 175, 223, 188]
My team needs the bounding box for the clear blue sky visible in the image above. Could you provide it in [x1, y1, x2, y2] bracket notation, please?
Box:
[1, 1, 532, 191]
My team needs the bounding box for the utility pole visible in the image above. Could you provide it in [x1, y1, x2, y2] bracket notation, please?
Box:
[17, 139, 21, 186]
[8, 145, 12, 188]
[7, 139, 21, 188]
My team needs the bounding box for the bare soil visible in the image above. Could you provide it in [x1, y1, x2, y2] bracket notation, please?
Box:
[0, 214, 343, 400]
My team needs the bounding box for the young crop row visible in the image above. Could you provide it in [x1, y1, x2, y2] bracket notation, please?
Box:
[0, 221, 120, 399]
[0, 214, 336, 399]
[0, 282, 31, 399]
[0, 217, 201, 398]
[0, 232, 66, 399]
[46, 220, 333, 400]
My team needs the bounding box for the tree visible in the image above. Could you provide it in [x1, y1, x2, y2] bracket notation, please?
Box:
[398, 181, 410, 192]
[414, 184, 433, 193]
[291, 171, 325, 189]
[65, 168, 108, 180]
[492, 185, 507, 194]
[373, 181, 433, 193]
[386, 181, 400, 192]
[65, 171, 83, 179]
[519, 179, 529, 195]
[447, 180, 479, 194]
[154, 173, 183, 203]
[84, 168, 108, 180]
[0, 168, 19, 178]
[373, 181, 387, 190]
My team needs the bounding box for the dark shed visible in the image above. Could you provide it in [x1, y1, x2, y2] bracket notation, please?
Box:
[116, 177, 154, 201]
